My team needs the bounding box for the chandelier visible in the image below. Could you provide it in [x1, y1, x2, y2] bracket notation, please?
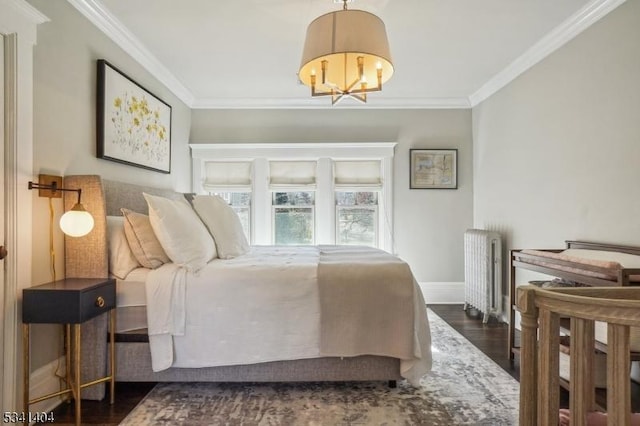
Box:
[298, 0, 393, 105]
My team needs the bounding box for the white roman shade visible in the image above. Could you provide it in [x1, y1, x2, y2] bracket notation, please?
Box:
[334, 160, 382, 188]
[203, 161, 253, 191]
[269, 161, 317, 188]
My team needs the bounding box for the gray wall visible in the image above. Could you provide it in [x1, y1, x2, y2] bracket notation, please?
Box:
[191, 108, 474, 284]
[27, 0, 192, 370]
[472, 0, 640, 255]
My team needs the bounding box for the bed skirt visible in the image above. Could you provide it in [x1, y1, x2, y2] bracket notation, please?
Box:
[81, 320, 401, 401]
[110, 341, 401, 383]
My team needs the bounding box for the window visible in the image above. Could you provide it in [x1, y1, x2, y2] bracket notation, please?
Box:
[191, 143, 395, 251]
[334, 160, 382, 248]
[272, 191, 315, 245]
[336, 192, 378, 246]
[269, 161, 317, 245]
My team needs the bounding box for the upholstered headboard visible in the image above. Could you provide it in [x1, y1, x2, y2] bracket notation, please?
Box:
[63, 175, 185, 278]
[63, 175, 108, 278]
[102, 178, 184, 216]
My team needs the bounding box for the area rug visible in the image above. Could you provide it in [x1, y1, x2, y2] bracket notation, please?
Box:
[120, 310, 519, 425]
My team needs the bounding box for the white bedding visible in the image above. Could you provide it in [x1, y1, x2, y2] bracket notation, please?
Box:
[145, 245, 431, 385]
[115, 267, 149, 332]
[117, 267, 149, 306]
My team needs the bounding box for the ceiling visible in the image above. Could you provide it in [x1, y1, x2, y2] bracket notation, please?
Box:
[69, 0, 621, 108]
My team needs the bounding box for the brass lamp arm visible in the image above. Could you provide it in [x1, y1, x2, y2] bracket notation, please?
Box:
[28, 181, 83, 204]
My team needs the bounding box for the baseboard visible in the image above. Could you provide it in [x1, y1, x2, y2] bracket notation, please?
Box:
[419, 282, 465, 304]
[29, 357, 65, 413]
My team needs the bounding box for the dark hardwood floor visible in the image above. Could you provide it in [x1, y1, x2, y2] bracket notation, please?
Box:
[49, 382, 156, 425]
[49, 304, 519, 424]
[430, 304, 521, 381]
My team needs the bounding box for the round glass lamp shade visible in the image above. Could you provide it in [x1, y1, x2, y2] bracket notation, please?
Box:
[298, 9, 394, 90]
[59, 203, 94, 237]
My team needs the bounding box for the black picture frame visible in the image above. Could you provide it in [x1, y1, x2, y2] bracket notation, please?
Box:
[409, 149, 458, 189]
[97, 59, 171, 173]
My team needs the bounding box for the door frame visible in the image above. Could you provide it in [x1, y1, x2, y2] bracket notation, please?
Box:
[0, 0, 48, 411]
[0, 32, 4, 413]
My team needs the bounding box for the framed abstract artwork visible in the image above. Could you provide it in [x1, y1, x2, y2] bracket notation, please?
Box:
[410, 149, 457, 189]
[97, 59, 172, 173]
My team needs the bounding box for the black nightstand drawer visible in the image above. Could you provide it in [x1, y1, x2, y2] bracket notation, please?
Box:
[23, 278, 116, 324]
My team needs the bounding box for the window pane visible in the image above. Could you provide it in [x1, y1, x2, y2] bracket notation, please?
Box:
[273, 191, 315, 206]
[215, 192, 250, 206]
[337, 207, 377, 246]
[272, 191, 315, 245]
[336, 192, 378, 247]
[274, 207, 314, 245]
[336, 191, 378, 206]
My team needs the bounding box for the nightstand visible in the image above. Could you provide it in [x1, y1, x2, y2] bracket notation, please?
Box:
[22, 278, 116, 426]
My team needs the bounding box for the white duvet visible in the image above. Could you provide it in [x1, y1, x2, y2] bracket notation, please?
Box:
[145, 246, 431, 384]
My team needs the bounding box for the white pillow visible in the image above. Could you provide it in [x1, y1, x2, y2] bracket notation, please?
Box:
[192, 195, 250, 259]
[143, 193, 217, 271]
[106, 216, 141, 279]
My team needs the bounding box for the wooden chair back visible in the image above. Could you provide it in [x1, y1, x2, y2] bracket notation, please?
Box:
[517, 285, 640, 426]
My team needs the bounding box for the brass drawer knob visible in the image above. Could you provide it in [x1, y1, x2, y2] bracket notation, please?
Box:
[95, 296, 105, 308]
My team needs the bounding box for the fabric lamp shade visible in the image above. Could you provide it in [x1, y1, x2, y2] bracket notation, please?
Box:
[298, 9, 393, 94]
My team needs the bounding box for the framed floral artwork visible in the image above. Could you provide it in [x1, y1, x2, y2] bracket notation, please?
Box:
[97, 59, 171, 173]
[410, 149, 457, 189]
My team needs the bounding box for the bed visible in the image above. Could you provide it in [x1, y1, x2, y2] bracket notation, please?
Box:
[63, 175, 432, 400]
[508, 241, 640, 360]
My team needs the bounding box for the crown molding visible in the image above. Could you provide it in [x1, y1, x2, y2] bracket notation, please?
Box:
[66, 0, 195, 106]
[469, 0, 627, 107]
[66, 0, 623, 111]
[3, 0, 49, 26]
[191, 96, 471, 110]
[0, 0, 49, 42]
